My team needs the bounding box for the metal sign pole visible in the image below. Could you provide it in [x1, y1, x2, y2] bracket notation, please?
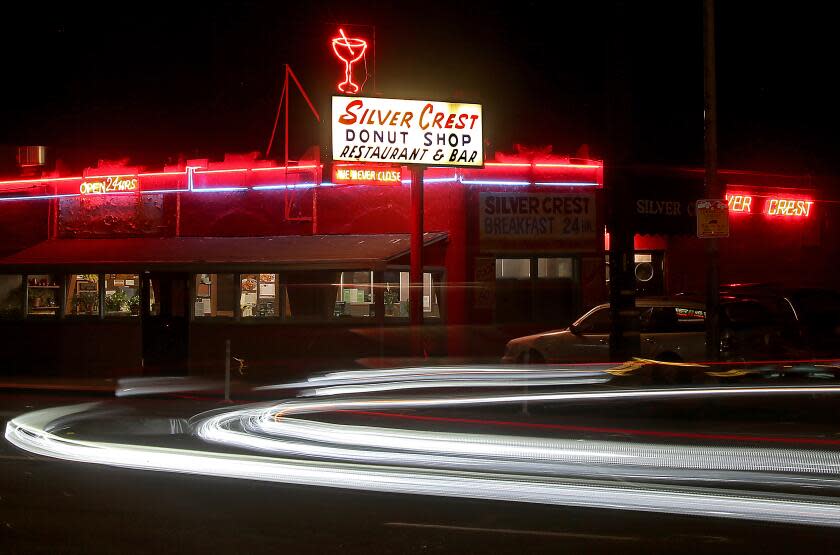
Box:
[410, 165, 425, 357]
[704, 0, 721, 360]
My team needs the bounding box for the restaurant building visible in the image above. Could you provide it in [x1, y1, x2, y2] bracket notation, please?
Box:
[624, 165, 838, 297]
[0, 147, 605, 378]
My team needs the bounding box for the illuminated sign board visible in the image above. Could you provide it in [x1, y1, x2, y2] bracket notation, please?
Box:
[333, 165, 401, 185]
[332, 96, 484, 167]
[725, 193, 813, 217]
[79, 176, 139, 195]
[479, 192, 596, 247]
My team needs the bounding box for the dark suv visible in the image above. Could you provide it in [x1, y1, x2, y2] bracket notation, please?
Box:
[720, 284, 840, 359]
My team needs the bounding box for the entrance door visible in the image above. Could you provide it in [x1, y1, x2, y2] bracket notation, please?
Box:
[142, 272, 189, 374]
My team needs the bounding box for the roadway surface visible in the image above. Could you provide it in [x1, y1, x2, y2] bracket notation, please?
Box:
[3, 390, 840, 554]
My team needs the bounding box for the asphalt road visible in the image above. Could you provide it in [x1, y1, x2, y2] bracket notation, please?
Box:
[3, 391, 840, 554]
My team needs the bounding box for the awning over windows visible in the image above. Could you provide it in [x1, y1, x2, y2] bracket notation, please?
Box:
[0, 233, 448, 272]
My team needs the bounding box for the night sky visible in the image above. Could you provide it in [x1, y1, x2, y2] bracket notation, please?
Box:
[1, 1, 837, 175]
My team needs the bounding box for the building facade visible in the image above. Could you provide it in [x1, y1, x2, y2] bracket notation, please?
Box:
[0, 150, 605, 378]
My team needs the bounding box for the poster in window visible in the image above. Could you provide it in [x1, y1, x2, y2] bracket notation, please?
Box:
[241, 277, 257, 292]
[78, 280, 97, 292]
[259, 283, 275, 297]
[197, 282, 210, 297]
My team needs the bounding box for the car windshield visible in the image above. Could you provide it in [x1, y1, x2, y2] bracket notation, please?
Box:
[4, 1, 840, 552]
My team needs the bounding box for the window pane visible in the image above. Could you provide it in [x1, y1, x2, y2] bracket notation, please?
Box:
[383, 271, 408, 317]
[194, 274, 235, 317]
[238, 273, 279, 318]
[66, 274, 99, 316]
[425, 272, 441, 317]
[335, 271, 373, 318]
[149, 277, 160, 316]
[26, 274, 60, 317]
[104, 274, 140, 317]
[496, 258, 530, 279]
[579, 308, 611, 334]
[286, 270, 340, 320]
[0, 275, 24, 318]
[384, 271, 441, 318]
[675, 306, 706, 321]
[643, 307, 680, 333]
[538, 257, 573, 279]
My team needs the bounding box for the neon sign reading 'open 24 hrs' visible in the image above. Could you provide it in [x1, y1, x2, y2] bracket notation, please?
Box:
[79, 176, 139, 195]
[726, 193, 814, 217]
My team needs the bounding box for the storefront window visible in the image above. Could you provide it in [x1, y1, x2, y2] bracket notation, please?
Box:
[25, 274, 60, 317]
[496, 257, 579, 324]
[286, 270, 340, 320]
[496, 258, 531, 279]
[239, 273, 280, 318]
[0, 275, 25, 318]
[538, 257, 574, 279]
[66, 274, 99, 316]
[194, 274, 235, 318]
[335, 271, 374, 318]
[383, 271, 442, 318]
[104, 274, 140, 317]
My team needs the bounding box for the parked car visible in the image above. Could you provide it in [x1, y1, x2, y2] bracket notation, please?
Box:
[502, 296, 783, 364]
[720, 285, 840, 359]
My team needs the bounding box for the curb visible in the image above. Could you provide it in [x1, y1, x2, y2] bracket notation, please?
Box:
[0, 382, 116, 394]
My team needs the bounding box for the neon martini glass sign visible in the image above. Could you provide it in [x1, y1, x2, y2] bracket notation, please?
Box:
[331, 28, 367, 94]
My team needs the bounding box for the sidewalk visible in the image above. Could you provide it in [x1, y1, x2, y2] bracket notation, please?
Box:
[0, 376, 117, 394]
[0, 375, 278, 400]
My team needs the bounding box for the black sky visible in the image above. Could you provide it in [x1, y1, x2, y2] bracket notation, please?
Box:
[1, 1, 838, 175]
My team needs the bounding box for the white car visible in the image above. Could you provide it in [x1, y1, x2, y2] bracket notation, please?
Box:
[502, 298, 708, 364]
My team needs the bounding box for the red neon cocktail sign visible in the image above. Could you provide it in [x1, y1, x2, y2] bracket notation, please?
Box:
[331, 28, 367, 94]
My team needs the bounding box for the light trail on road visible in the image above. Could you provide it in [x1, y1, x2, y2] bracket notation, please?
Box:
[8, 366, 840, 528]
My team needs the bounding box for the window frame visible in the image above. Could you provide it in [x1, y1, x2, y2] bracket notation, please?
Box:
[102, 273, 142, 319]
[381, 265, 446, 322]
[64, 273, 103, 319]
[0, 274, 27, 320]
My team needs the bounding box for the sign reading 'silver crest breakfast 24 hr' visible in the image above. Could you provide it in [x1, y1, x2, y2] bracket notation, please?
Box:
[332, 96, 483, 167]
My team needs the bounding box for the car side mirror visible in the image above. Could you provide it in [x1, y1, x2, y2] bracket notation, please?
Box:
[569, 323, 581, 335]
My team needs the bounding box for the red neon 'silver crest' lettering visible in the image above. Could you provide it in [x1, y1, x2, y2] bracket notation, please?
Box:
[727, 192, 814, 218]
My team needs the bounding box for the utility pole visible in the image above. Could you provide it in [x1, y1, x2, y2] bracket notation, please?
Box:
[703, 0, 721, 360]
[606, 1, 640, 362]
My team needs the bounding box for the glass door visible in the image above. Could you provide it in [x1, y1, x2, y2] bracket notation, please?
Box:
[142, 272, 189, 374]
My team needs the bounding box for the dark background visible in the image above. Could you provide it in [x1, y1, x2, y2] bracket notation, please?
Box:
[1, 1, 837, 175]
